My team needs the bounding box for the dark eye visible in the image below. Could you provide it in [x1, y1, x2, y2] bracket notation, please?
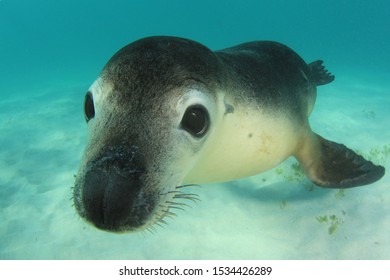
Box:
[84, 91, 95, 122]
[181, 105, 209, 138]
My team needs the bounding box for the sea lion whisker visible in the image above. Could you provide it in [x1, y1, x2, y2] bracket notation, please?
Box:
[166, 211, 177, 217]
[176, 184, 201, 189]
[173, 193, 201, 202]
[144, 223, 159, 235]
[174, 197, 201, 204]
[163, 214, 176, 220]
[166, 201, 191, 208]
[168, 205, 186, 211]
[155, 221, 166, 229]
[173, 192, 199, 198]
[166, 190, 183, 195]
[158, 219, 169, 225]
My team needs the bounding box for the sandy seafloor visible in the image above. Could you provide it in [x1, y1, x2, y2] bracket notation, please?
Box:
[0, 0, 389, 260]
[0, 70, 389, 260]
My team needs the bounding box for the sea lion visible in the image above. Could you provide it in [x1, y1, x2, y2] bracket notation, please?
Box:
[73, 36, 385, 233]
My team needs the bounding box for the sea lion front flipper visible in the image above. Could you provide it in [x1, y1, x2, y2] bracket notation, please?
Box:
[295, 133, 385, 188]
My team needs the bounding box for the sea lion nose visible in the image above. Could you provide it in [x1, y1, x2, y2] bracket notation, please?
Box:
[82, 167, 140, 231]
[76, 146, 150, 232]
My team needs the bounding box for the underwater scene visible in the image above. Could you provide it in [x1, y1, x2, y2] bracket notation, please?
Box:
[0, 0, 389, 259]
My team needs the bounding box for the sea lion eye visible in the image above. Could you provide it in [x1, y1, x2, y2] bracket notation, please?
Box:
[181, 105, 209, 137]
[84, 91, 95, 122]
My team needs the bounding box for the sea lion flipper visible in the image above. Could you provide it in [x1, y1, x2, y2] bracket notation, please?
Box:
[296, 133, 385, 188]
[308, 60, 335, 86]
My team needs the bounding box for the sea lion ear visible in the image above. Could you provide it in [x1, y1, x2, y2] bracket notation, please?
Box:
[295, 133, 385, 188]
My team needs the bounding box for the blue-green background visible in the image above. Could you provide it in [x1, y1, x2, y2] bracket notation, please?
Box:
[1, 0, 389, 93]
[0, 0, 389, 259]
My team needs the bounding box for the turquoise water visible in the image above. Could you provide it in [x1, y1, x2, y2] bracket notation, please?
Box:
[0, 0, 389, 259]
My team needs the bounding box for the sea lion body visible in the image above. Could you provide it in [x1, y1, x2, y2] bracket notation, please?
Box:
[73, 36, 385, 233]
[185, 42, 316, 183]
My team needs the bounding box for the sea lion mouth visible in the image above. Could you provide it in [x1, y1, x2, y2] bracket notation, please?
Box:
[73, 145, 200, 233]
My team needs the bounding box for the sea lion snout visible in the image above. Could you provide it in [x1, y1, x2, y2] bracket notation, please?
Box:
[75, 146, 156, 232]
